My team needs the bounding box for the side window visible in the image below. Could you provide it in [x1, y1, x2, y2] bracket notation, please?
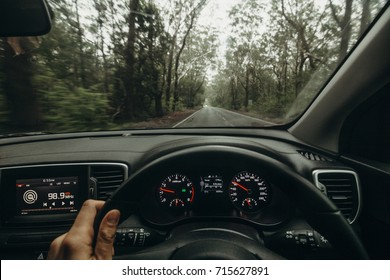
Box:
[340, 83, 390, 163]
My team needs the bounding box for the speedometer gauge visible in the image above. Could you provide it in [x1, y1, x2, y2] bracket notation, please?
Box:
[158, 174, 194, 211]
[229, 171, 271, 213]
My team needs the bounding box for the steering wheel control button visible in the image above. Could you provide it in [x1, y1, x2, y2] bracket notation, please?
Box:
[290, 231, 319, 247]
[298, 234, 308, 245]
[267, 229, 334, 258]
[114, 227, 164, 248]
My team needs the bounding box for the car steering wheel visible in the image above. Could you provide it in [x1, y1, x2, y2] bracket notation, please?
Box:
[94, 145, 368, 259]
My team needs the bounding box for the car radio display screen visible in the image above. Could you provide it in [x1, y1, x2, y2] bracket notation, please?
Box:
[15, 177, 80, 216]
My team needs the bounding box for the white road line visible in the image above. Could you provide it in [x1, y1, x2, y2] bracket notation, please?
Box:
[173, 106, 275, 127]
[215, 111, 234, 127]
[172, 109, 202, 128]
[215, 107, 276, 125]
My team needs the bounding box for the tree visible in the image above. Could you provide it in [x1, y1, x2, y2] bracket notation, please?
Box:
[92, 0, 110, 93]
[163, 0, 207, 111]
[279, 0, 327, 94]
[225, 0, 265, 111]
[212, 0, 334, 117]
[178, 27, 218, 108]
[1, 38, 43, 130]
[135, 0, 169, 117]
[329, 0, 353, 62]
[121, 0, 140, 120]
[111, 0, 170, 120]
[42, 0, 100, 90]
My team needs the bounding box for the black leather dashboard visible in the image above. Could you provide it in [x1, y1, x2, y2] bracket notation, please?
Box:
[0, 129, 363, 259]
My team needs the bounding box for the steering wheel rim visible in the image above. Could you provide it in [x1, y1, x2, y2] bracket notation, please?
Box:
[94, 145, 368, 259]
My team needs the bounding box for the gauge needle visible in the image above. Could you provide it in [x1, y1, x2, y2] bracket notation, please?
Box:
[245, 198, 251, 206]
[161, 188, 175, 194]
[233, 181, 249, 192]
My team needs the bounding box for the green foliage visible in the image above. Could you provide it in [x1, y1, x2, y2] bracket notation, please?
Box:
[39, 84, 111, 132]
[0, 45, 8, 128]
[0, 0, 386, 133]
[255, 92, 296, 118]
[133, 0, 168, 117]
[33, 60, 111, 132]
[0, 94, 9, 129]
[209, 0, 383, 122]
[178, 26, 218, 108]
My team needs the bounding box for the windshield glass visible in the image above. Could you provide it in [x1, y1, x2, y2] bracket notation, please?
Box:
[0, 0, 386, 134]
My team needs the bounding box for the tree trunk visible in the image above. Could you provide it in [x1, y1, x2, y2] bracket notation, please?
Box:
[100, 24, 109, 93]
[155, 94, 163, 117]
[165, 34, 176, 109]
[339, 0, 353, 61]
[157, 59, 167, 117]
[329, 0, 353, 63]
[2, 38, 42, 130]
[172, 14, 195, 111]
[244, 67, 250, 111]
[359, 0, 371, 36]
[230, 77, 237, 110]
[123, 0, 140, 120]
[74, 0, 87, 88]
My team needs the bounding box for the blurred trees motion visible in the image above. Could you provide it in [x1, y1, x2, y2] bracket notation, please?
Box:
[0, 0, 386, 133]
[209, 0, 385, 120]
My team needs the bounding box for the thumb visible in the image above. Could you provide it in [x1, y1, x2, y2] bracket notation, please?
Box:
[94, 209, 120, 260]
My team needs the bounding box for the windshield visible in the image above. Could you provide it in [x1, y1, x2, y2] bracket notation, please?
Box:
[0, 0, 386, 134]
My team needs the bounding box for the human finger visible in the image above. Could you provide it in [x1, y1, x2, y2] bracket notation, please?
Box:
[94, 209, 120, 260]
[47, 233, 67, 259]
[57, 200, 105, 259]
[68, 200, 105, 239]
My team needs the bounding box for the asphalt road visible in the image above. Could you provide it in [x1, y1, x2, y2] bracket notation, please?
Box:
[173, 106, 274, 128]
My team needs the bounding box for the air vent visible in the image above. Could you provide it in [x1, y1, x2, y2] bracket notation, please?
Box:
[313, 170, 361, 224]
[298, 150, 332, 162]
[90, 164, 128, 200]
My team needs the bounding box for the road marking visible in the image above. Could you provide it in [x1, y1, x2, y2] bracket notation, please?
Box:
[172, 106, 275, 127]
[215, 110, 234, 127]
[172, 109, 202, 128]
[215, 107, 276, 125]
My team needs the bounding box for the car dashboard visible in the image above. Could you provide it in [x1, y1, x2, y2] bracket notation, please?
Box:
[0, 129, 362, 259]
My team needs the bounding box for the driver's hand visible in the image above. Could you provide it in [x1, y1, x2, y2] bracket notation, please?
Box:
[47, 199, 120, 260]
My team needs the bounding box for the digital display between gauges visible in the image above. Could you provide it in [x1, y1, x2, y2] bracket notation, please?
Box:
[15, 177, 79, 216]
[158, 174, 194, 211]
[200, 175, 224, 194]
[228, 171, 271, 213]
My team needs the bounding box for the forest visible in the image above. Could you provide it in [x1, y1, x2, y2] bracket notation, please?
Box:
[0, 0, 386, 133]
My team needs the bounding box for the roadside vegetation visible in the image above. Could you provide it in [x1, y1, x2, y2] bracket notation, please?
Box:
[0, 0, 385, 133]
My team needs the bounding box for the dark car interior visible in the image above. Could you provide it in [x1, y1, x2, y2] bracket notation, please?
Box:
[0, 0, 389, 260]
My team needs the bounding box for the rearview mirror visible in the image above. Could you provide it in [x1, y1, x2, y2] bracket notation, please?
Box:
[0, 0, 51, 37]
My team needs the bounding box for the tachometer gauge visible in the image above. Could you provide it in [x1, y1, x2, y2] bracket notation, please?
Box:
[229, 171, 271, 213]
[158, 174, 194, 211]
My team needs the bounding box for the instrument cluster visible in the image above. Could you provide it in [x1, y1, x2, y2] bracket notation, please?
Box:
[157, 172, 271, 213]
[140, 170, 291, 227]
